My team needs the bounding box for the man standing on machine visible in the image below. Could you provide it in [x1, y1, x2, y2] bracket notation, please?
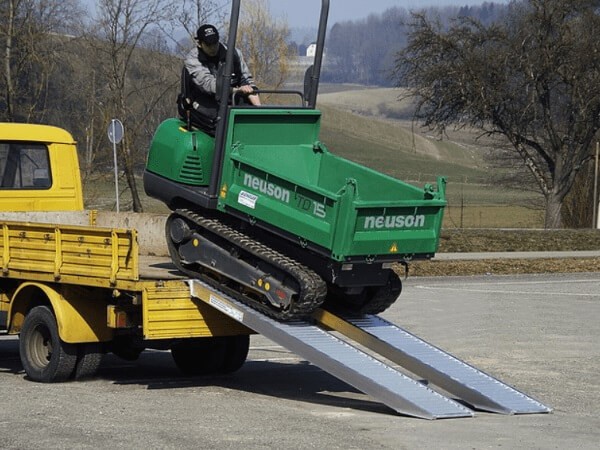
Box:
[178, 24, 261, 132]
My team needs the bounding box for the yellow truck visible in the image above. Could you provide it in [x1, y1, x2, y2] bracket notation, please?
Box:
[0, 122, 251, 382]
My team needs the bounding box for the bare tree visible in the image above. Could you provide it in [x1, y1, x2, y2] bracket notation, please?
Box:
[326, 9, 409, 86]
[88, 0, 179, 212]
[1, 0, 19, 121]
[395, 0, 600, 228]
[562, 162, 595, 228]
[0, 0, 82, 122]
[237, 0, 293, 90]
[177, 0, 223, 38]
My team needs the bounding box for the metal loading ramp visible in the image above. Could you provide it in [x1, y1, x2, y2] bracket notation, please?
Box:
[189, 280, 550, 419]
[313, 310, 552, 415]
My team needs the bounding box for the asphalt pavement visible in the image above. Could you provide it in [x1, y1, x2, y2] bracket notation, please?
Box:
[1, 272, 599, 449]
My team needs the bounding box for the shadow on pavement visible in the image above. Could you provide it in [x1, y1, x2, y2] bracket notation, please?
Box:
[0, 336, 395, 416]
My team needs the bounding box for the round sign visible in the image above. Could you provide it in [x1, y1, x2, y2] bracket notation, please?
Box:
[107, 119, 124, 144]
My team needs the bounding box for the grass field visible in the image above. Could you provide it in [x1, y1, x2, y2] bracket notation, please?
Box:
[443, 205, 543, 228]
[318, 87, 546, 228]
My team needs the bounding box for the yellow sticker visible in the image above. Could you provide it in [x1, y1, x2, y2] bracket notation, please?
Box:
[389, 243, 398, 253]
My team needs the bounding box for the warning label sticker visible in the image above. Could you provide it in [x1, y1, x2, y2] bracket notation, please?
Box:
[238, 190, 258, 209]
[209, 295, 244, 322]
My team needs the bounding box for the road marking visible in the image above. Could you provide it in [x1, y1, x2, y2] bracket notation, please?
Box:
[414, 285, 599, 297]
[417, 278, 600, 287]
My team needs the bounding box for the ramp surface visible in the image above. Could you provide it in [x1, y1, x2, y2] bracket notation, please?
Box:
[314, 311, 552, 415]
[189, 280, 472, 419]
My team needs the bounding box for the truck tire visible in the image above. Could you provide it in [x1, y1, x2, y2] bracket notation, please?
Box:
[171, 337, 227, 376]
[221, 335, 249, 374]
[19, 306, 77, 383]
[73, 343, 103, 380]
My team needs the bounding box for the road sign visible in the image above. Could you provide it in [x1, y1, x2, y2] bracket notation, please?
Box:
[108, 119, 124, 144]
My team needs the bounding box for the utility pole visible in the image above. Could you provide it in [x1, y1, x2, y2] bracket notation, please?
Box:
[108, 119, 124, 213]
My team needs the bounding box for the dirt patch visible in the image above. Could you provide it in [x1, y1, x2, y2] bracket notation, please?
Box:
[408, 257, 600, 277]
[405, 229, 600, 277]
[438, 228, 600, 252]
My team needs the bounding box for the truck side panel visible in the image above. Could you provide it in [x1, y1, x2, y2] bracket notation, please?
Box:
[1, 220, 139, 287]
[0, 218, 251, 342]
[143, 281, 251, 339]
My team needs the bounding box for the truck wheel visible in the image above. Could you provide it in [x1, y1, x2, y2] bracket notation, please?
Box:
[73, 343, 103, 380]
[171, 337, 227, 376]
[19, 306, 77, 383]
[221, 335, 249, 374]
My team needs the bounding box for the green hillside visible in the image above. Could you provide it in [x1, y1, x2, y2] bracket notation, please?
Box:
[318, 104, 486, 185]
[315, 87, 544, 227]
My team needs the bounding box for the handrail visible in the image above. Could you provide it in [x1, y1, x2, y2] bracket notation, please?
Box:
[308, 0, 330, 108]
[232, 89, 305, 107]
[209, 0, 242, 200]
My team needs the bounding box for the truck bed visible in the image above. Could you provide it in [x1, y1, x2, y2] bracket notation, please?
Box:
[0, 217, 250, 340]
[139, 255, 185, 280]
[220, 109, 446, 260]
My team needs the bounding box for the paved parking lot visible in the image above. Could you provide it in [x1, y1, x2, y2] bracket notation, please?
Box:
[1, 272, 599, 449]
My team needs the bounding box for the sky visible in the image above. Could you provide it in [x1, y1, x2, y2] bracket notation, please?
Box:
[269, 0, 511, 27]
[81, 1, 511, 32]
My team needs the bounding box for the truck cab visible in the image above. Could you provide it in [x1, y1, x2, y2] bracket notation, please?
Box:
[0, 122, 84, 211]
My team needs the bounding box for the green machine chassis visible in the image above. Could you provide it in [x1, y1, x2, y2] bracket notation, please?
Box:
[143, 0, 446, 320]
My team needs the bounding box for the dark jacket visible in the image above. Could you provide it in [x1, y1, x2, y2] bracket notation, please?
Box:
[183, 43, 256, 107]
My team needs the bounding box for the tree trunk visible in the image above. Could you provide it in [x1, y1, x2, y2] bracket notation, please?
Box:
[124, 164, 143, 212]
[121, 142, 143, 213]
[545, 194, 563, 229]
[4, 0, 15, 121]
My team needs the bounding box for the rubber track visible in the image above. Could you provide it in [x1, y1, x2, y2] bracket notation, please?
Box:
[168, 209, 327, 321]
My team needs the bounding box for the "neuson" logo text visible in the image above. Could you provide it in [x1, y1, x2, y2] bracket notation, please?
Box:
[364, 214, 426, 229]
[243, 174, 290, 203]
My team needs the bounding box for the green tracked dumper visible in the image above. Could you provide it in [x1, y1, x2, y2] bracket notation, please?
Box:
[143, 0, 446, 321]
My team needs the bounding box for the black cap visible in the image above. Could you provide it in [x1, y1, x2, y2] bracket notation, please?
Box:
[196, 24, 219, 45]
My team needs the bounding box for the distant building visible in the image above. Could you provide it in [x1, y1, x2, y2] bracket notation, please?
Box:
[288, 42, 326, 84]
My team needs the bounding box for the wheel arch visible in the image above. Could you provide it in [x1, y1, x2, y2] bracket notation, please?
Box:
[8, 282, 113, 344]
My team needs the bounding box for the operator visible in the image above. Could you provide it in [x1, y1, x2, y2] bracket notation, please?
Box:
[179, 24, 260, 130]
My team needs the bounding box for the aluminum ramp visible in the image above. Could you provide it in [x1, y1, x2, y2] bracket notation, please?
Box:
[190, 280, 551, 419]
[190, 280, 472, 419]
[313, 309, 552, 415]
